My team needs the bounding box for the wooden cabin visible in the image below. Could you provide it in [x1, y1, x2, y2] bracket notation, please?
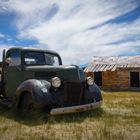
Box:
[84, 56, 140, 90]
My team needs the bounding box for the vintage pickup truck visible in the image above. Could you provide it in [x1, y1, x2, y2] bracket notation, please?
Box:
[0, 47, 102, 115]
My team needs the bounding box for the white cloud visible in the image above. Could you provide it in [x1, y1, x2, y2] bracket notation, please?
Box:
[0, 0, 140, 64]
[0, 33, 5, 38]
[0, 45, 13, 60]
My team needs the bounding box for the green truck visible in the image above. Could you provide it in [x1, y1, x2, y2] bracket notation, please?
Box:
[0, 47, 102, 115]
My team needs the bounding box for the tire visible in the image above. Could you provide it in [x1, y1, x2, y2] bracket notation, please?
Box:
[21, 93, 34, 112]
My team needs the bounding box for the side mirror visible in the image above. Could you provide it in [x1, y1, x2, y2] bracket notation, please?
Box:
[5, 57, 12, 64]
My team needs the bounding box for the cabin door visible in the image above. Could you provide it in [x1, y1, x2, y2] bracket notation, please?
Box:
[94, 72, 102, 86]
[130, 72, 140, 87]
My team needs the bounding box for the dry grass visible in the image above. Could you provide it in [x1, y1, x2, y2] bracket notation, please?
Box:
[0, 91, 140, 140]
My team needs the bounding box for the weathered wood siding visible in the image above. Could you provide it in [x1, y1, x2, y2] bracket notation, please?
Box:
[117, 69, 130, 89]
[102, 71, 118, 90]
[86, 68, 140, 90]
[85, 72, 94, 77]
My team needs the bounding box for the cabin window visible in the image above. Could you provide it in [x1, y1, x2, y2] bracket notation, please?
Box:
[94, 72, 102, 86]
[130, 72, 140, 87]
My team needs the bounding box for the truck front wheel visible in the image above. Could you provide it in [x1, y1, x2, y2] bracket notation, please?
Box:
[21, 93, 34, 112]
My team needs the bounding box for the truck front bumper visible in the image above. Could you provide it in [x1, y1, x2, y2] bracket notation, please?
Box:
[50, 100, 102, 115]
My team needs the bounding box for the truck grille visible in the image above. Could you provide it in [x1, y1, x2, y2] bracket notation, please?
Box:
[64, 82, 85, 106]
[35, 72, 56, 79]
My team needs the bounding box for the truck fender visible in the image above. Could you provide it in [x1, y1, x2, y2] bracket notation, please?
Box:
[15, 79, 51, 108]
[85, 83, 102, 103]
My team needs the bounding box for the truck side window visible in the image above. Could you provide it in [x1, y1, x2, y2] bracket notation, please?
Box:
[8, 51, 21, 66]
[45, 54, 59, 66]
[53, 56, 59, 66]
[24, 52, 46, 65]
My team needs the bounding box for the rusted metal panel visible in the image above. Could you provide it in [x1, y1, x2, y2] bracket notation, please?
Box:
[123, 64, 127, 67]
[104, 64, 111, 70]
[84, 64, 94, 72]
[99, 64, 106, 71]
[98, 65, 104, 71]
[127, 64, 131, 67]
[134, 64, 139, 67]
[120, 64, 124, 68]
[98, 65, 103, 71]
[103, 64, 110, 71]
[102, 64, 109, 71]
[95, 64, 103, 72]
[91, 65, 96, 72]
[107, 64, 115, 70]
[86, 64, 93, 72]
[50, 101, 102, 115]
[92, 65, 99, 72]
[93, 65, 99, 72]
[111, 65, 117, 71]
[130, 64, 135, 67]
[89, 65, 93, 71]
[124, 64, 128, 68]
[85, 62, 140, 73]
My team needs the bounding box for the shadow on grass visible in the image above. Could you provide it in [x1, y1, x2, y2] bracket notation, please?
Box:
[0, 106, 104, 126]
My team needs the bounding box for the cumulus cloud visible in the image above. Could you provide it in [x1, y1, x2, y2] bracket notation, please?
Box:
[0, 0, 140, 64]
[0, 33, 5, 38]
[0, 44, 13, 60]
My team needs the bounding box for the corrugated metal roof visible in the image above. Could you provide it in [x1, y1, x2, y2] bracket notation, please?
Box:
[100, 65, 107, 71]
[84, 63, 140, 72]
[111, 65, 117, 71]
[103, 64, 110, 71]
[96, 64, 103, 72]
[85, 56, 140, 72]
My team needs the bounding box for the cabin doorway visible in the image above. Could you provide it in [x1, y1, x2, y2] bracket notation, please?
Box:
[130, 72, 140, 87]
[94, 72, 102, 86]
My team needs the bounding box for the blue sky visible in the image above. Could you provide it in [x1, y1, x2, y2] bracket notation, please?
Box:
[0, 0, 140, 64]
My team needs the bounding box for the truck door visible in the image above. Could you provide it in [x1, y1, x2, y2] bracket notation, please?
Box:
[4, 49, 24, 97]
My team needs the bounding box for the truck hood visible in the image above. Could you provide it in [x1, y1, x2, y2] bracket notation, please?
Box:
[25, 65, 85, 82]
[26, 65, 77, 71]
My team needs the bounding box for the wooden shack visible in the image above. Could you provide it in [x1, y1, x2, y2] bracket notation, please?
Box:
[84, 56, 140, 90]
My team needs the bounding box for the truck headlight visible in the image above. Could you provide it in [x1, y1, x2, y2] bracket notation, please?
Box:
[51, 77, 61, 88]
[86, 77, 94, 86]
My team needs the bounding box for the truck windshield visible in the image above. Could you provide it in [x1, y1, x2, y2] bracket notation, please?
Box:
[24, 51, 60, 66]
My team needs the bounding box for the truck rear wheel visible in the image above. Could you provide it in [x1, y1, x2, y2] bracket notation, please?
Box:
[21, 93, 34, 112]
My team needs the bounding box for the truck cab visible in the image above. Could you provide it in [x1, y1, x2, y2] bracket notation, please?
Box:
[0, 47, 102, 115]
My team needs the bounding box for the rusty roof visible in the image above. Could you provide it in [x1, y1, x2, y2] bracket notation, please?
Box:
[84, 63, 140, 72]
[84, 55, 140, 72]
